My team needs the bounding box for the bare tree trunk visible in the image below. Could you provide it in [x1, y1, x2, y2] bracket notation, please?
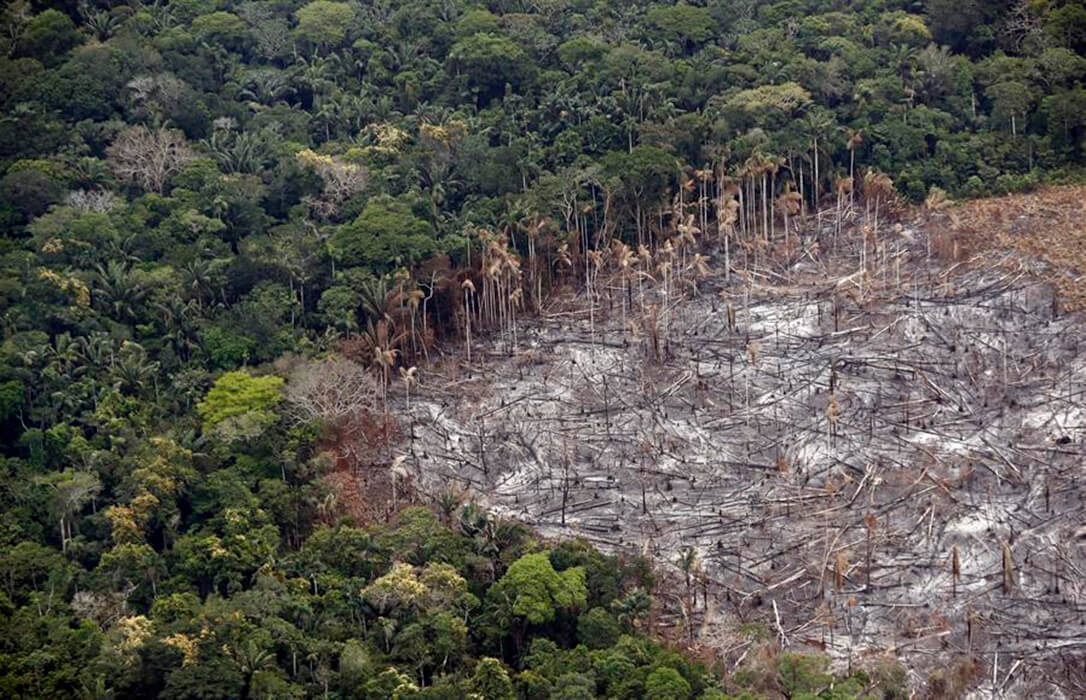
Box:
[849, 148, 856, 209]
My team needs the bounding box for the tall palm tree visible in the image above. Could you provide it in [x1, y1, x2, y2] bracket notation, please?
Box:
[677, 546, 701, 640]
[108, 342, 159, 395]
[202, 129, 268, 174]
[693, 167, 713, 235]
[311, 96, 340, 142]
[374, 344, 397, 418]
[846, 129, 864, 208]
[833, 176, 852, 245]
[863, 169, 894, 240]
[801, 110, 836, 216]
[237, 67, 296, 107]
[94, 261, 148, 324]
[405, 287, 425, 358]
[156, 297, 201, 362]
[399, 366, 417, 410]
[80, 6, 119, 41]
[181, 258, 218, 309]
[777, 188, 802, 249]
[612, 588, 651, 631]
[232, 640, 277, 698]
[888, 42, 917, 87]
[461, 279, 476, 364]
[519, 214, 550, 311]
[612, 240, 635, 332]
[294, 55, 333, 98]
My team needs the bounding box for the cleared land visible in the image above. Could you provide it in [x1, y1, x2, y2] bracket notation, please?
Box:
[395, 187, 1086, 696]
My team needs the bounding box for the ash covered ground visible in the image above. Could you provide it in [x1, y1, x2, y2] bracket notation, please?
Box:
[401, 222, 1086, 696]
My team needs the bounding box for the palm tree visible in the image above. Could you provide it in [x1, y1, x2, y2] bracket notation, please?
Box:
[144, 0, 177, 33]
[180, 259, 217, 309]
[358, 276, 395, 327]
[888, 42, 917, 87]
[612, 240, 635, 332]
[676, 213, 700, 262]
[405, 287, 425, 358]
[802, 110, 836, 218]
[635, 244, 652, 311]
[156, 297, 201, 362]
[461, 279, 476, 364]
[863, 169, 894, 241]
[44, 332, 85, 382]
[756, 152, 775, 244]
[69, 156, 113, 190]
[915, 44, 955, 103]
[202, 129, 268, 174]
[830, 175, 849, 248]
[237, 67, 296, 107]
[436, 489, 462, 524]
[764, 155, 780, 241]
[586, 248, 604, 348]
[739, 155, 758, 238]
[311, 96, 340, 142]
[231, 640, 277, 698]
[399, 366, 417, 410]
[677, 546, 701, 642]
[845, 129, 862, 212]
[777, 188, 802, 250]
[687, 254, 710, 294]
[74, 332, 114, 372]
[611, 587, 651, 631]
[519, 214, 550, 311]
[389, 455, 409, 512]
[419, 269, 443, 363]
[656, 239, 676, 355]
[372, 342, 396, 404]
[693, 167, 714, 236]
[94, 261, 149, 324]
[717, 179, 740, 280]
[108, 341, 159, 395]
[80, 5, 119, 41]
[508, 287, 523, 351]
[294, 55, 333, 98]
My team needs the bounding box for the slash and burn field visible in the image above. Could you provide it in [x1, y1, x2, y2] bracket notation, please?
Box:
[399, 187, 1086, 694]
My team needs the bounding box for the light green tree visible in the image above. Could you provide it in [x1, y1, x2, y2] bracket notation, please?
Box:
[488, 552, 586, 626]
[191, 11, 249, 51]
[197, 370, 283, 425]
[469, 657, 514, 700]
[197, 370, 284, 442]
[294, 1, 355, 50]
[645, 4, 717, 51]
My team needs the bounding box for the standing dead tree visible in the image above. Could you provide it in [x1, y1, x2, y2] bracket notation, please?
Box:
[107, 126, 195, 194]
[296, 149, 369, 219]
[285, 357, 378, 425]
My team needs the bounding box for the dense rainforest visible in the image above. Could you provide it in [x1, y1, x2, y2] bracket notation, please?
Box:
[1, 0, 1085, 697]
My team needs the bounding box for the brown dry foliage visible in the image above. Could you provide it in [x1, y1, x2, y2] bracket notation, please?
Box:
[924, 656, 981, 700]
[940, 185, 1086, 310]
[317, 409, 408, 525]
